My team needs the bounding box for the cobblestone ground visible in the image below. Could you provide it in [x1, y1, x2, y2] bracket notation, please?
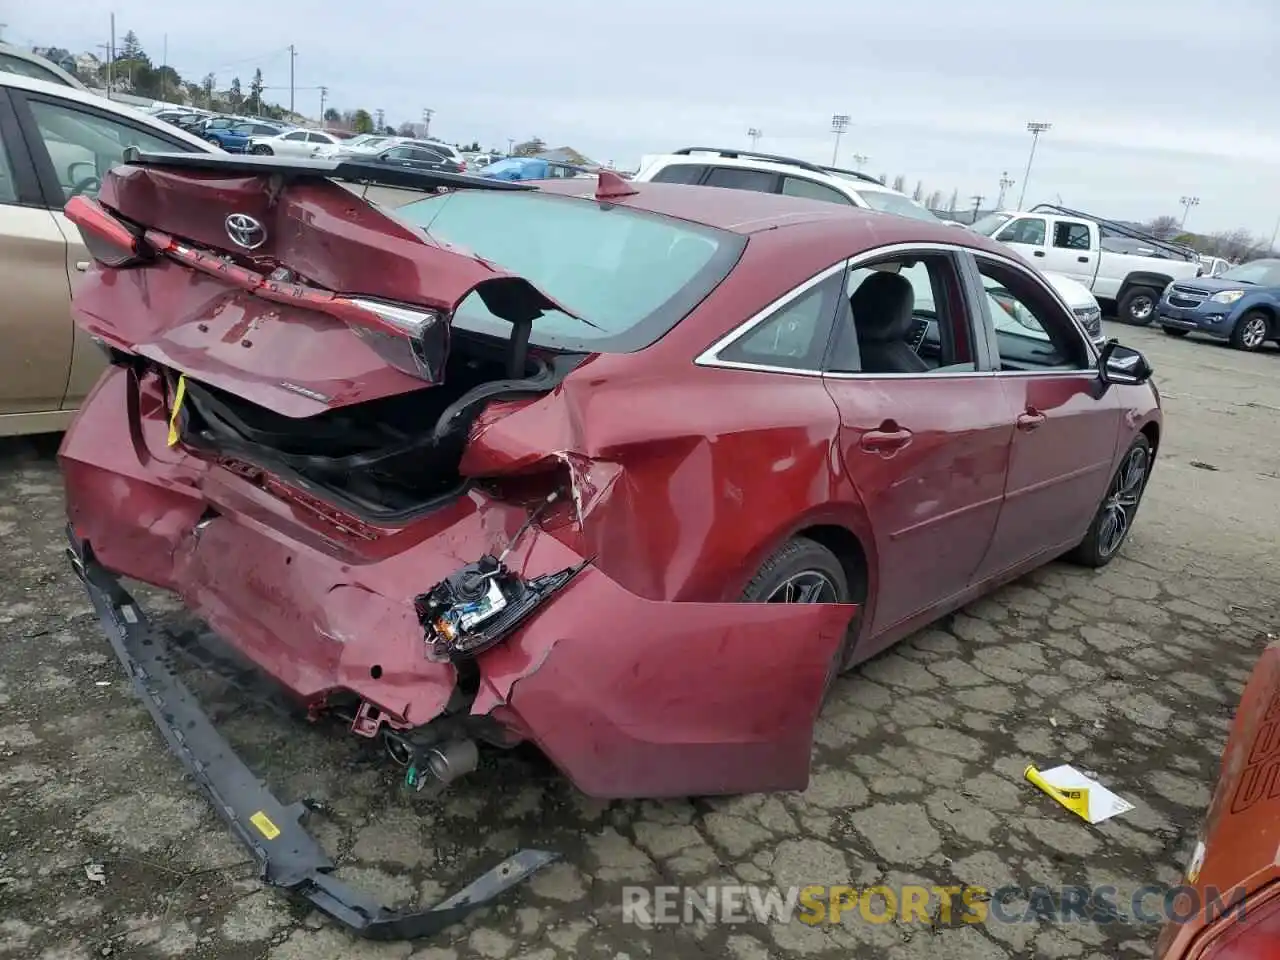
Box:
[2, 324, 1278, 960]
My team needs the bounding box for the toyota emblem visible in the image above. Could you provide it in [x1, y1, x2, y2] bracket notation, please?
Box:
[225, 213, 267, 250]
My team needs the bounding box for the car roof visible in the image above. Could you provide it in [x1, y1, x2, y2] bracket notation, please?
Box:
[0, 72, 221, 152]
[533, 180, 1012, 252]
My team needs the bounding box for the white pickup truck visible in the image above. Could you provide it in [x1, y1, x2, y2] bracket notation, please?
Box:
[970, 204, 1203, 325]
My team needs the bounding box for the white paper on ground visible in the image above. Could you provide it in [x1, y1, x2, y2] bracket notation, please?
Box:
[1040, 764, 1135, 824]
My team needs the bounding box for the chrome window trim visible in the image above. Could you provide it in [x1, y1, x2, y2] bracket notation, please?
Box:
[693, 259, 849, 374]
[695, 240, 1102, 379]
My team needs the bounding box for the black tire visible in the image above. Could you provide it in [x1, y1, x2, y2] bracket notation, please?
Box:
[1068, 435, 1152, 569]
[741, 538, 853, 694]
[250, 144, 273, 156]
[1117, 286, 1160, 326]
[1161, 327, 1189, 337]
[1229, 310, 1270, 352]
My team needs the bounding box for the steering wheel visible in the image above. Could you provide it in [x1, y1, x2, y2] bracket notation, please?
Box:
[69, 176, 101, 199]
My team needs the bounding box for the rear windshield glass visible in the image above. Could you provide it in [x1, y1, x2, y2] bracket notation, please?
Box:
[394, 190, 744, 351]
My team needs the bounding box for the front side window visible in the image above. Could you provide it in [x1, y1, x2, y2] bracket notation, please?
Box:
[27, 98, 191, 202]
[718, 272, 843, 370]
[976, 258, 1088, 371]
[395, 190, 742, 351]
[283, 131, 308, 141]
[781, 177, 852, 206]
[996, 217, 1047, 246]
[703, 166, 776, 192]
[0, 53, 68, 85]
[649, 163, 706, 185]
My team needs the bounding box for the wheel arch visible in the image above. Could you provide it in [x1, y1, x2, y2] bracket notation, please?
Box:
[1139, 420, 1160, 457]
[1118, 271, 1175, 298]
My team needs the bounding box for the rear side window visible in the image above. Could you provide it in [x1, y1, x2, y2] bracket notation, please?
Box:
[1053, 222, 1090, 250]
[719, 272, 843, 370]
[704, 166, 776, 192]
[781, 176, 852, 206]
[649, 163, 706, 185]
[395, 190, 744, 351]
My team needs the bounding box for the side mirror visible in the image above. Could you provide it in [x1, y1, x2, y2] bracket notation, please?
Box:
[1098, 340, 1153, 385]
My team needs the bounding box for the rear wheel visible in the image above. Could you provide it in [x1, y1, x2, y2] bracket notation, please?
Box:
[1230, 310, 1269, 351]
[741, 537, 852, 696]
[1118, 286, 1160, 326]
[1161, 327, 1189, 337]
[1068, 436, 1152, 568]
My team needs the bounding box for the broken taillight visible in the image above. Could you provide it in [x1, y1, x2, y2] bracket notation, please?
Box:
[341, 298, 449, 382]
[64, 196, 152, 267]
[141, 233, 450, 384]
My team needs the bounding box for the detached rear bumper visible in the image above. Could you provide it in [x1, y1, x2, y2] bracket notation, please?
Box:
[66, 527, 555, 940]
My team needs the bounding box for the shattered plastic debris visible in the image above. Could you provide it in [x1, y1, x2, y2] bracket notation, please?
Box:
[84, 863, 106, 884]
[1024, 763, 1134, 824]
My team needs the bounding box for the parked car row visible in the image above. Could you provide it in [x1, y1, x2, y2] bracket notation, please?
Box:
[633, 148, 1106, 344]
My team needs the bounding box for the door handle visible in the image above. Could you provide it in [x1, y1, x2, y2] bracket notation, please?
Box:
[1077, 256, 1089, 263]
[1033, 250, 1045, 257]
[1016, 409, 1047, 431]
[860, 422, 913, 454]
[75, 260, 89, 272]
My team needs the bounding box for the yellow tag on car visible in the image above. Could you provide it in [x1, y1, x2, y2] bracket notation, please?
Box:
[167, 375, 187, 447]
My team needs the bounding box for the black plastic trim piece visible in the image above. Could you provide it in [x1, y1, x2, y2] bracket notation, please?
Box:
[66, 527, 557, 940]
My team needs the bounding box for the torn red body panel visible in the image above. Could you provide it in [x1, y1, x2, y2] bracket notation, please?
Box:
[1156, 640, 1280, 959]
[61, 363, 855, 794]
[472, 569, 850, 797]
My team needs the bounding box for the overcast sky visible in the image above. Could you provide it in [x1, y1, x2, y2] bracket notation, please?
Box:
[9, 0, 1279, 239]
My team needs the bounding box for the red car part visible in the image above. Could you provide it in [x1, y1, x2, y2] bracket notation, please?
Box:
[1156, 640, 1280, 959]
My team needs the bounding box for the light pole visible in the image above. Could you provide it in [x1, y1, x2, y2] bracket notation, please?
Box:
[421, 108, 434, 138]
[1179, 196, 1200, 229]
[850, 153, 868, 170]
[747, 127, 762, 149]
[830, 114, 849, 166]
[1016, 121, 1051, 210]
[996, 171, 1015, 209]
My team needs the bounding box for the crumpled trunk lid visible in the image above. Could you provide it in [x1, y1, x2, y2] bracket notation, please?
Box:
[65, 155, 568, 417]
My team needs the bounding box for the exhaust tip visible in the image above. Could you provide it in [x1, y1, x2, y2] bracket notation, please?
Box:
[425, 739, 479, 784]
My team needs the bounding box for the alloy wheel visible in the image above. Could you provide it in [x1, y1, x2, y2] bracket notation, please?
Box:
[1241, 316, 1267, 350]
[1097, 446, 1148, 559]
[766, 571, 839, 604]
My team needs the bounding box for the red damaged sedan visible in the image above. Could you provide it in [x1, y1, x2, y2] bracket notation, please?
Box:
[59, 152, 1160, 932]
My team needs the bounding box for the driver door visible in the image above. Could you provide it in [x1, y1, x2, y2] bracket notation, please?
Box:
[12, 89, 200, 412]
